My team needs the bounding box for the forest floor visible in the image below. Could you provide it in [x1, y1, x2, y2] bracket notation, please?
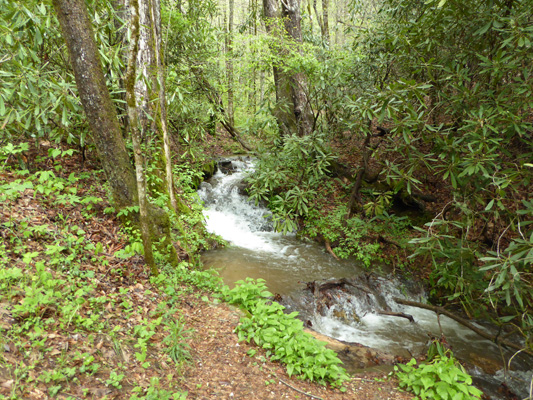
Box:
[0, 146, 414, 399]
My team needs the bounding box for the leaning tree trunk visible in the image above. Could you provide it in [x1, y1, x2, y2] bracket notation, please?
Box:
[53, 0, 137, 211]
[53, 0, 178, 267]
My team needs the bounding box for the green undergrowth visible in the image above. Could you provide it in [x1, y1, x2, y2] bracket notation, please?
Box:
[223, 278, 349, 389]
[394, 343, 483, 400]
[0, 150, 350, 398]
[0, 158, 195, 399]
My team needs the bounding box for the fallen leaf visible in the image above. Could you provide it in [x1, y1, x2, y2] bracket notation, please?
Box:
[49, 349, 61, 356]
[1, 380, 13, 389]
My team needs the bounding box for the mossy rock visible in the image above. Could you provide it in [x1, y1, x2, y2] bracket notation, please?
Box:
[202, 160, 217, 181]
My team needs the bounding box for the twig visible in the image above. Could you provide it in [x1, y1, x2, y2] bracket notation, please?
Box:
[279, 379, 324, 400]
[394, 298, 533, 356]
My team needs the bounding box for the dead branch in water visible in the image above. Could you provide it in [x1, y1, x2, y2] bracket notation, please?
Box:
[377, 310, 415, 323]
[393, 298, 533, 356]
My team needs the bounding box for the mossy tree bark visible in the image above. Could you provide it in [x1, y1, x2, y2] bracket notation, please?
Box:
[53, 0, 178, 268]
[126, 0, 181, 213]
[125, 0, 157, 275]
[226, 0, 235, 126]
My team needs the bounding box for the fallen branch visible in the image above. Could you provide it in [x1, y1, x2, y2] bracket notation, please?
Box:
[279, 379, 324, 400]
[394, 298, 533, 356]
[377, 310, 415, 323]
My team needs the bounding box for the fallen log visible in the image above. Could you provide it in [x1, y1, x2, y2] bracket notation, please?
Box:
[393, 298, 533, 356]
[305, 278, 372, 295]
[304, 328, 403, 372]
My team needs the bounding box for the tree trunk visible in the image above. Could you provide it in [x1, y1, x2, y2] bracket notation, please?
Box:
[263, 0, 313, 137]
[250, 0, 257, 113]
[281, 0, 313, 136]
[321, 0, 330, 43]
[262, 0, 296, 137]
[313, 0, 323, 38]
[226, 0, 235, 126]
[53, 0, 178, 266]
[125, 0, 157, 275]
[149, 0, 178, 211]
[53, 0, 138, 212]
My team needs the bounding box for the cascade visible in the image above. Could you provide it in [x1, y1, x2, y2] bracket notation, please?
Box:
[198, 157, 532, 399]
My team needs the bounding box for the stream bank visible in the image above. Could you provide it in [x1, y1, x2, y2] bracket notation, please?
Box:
[198, 156, 533, 400]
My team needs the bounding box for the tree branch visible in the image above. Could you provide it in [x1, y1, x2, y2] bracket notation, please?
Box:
[394, 298, 533, 356]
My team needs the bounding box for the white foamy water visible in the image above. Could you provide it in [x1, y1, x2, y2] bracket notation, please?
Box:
[198, 158, 283, 253]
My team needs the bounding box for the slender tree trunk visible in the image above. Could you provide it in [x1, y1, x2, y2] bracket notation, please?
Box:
[226, 0, 235, 125]
[322, 0, 330, 43]
[125, 0, 157, 275]
[149, 0, 178, 211]
[53, 0, 179, 267]
[260, 70, 265, 104]
[313, 0, 323, 37]
[250, 0, 257, 113]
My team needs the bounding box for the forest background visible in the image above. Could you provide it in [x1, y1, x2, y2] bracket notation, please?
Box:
[0, 0, 532, 398]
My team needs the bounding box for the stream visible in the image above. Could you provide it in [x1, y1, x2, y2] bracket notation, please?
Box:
[198, 156, 532, 399]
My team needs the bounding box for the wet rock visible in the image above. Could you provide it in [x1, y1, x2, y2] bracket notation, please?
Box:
[202, 160, 217, 181]
[305, 328, 397, 373]
[466, 353, 503, 375]
[218, 160, 235, 174]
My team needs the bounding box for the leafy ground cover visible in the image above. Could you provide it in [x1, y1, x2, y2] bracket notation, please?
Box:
[0, 146, 413, 399]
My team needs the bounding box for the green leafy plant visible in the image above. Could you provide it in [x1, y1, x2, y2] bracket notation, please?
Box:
[106, 370, 125, 389]
[247, 132, 336, 233]
[131, 377, 188, 400]
[224, 278, 348, 388]
[395, 343, 483, 400]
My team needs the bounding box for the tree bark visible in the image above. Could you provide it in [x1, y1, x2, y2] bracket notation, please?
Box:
[53, 0, 138, 212]
[263, 0, 296, 137]
[53, 0, 178, 266]
[125, 0, 157, 275]
[321, 0, 330, 43]
[263, 0, 313, 137]
[281, 0, 313, 136]
[226, 0, 235, 126]
[149, 0, 178, 211]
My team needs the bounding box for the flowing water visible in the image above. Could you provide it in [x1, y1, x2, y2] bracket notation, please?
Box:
[198, 157, 532, 399]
